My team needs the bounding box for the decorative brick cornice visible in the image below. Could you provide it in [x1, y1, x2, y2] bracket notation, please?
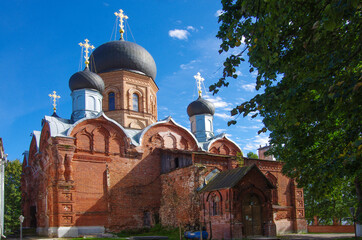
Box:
[73, 153, 112, 163]
[56, 144, 76, 152]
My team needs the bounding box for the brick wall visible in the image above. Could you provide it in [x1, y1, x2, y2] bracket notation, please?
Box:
[308, 225, 354, 233]
[73, 160, 108, 226]
[106, 150, 162, 231]
[160, 165, 201, 227]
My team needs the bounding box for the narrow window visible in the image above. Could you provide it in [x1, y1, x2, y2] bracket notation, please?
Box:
[175, 157, 179, 168]
[133, 93, 139, 112]
[211, 195, 220, 216]
[108, 92, 115, 111]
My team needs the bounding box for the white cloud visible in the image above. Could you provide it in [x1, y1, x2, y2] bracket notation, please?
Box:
[216, 129, 226, 134]
[186, 26, 196, 32]
[241, 83, 256, 92]
[180, 64, 193, 70]
[251, 70, 258, 78]
[158, 106, 169, 111]
[237, 125, 262, 130]
[235, 70, 243, 76]
[225, 133, 232, 138]
[169, 29, 190, 40]
[180, 60, 198, 70]
[215, 10, 225, 17]
[204, 95, 230, 108]
[243, 134, 270, 151]
[214, 113, 232, 120]
[236, 97, 246, 102]
[103, 2, 110, 6]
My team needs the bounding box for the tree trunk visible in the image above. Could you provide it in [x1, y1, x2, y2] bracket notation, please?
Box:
[355, 176, 362, 236]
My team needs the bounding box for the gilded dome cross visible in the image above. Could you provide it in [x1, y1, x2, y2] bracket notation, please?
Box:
[194, 72, 205, 97]
[48, 91, 60, 113]
[79, 39, 95, 68]
[114, 9, 128, 40]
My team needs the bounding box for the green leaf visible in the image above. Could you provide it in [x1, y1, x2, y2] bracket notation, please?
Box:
[227, 120, 237, 126]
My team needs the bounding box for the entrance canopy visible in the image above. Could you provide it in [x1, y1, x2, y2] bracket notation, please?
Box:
[199, 164, 275, 193]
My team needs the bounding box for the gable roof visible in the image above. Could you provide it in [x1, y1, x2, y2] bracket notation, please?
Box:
[199, 164, 275, 193]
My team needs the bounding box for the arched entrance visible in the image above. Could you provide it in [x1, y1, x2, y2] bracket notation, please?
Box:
[30, 205, 37, 228]
[242, 193, 262, 236]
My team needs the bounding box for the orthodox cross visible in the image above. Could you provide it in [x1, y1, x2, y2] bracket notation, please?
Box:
[48, 91, 60, 113]
[114, 9, 128, 40]
[194, 72, 205, 97]
[79, 39, 95, 68]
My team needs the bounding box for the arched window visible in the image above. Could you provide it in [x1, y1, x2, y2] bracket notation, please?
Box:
[212, 195, 220, 215]
[133, 93, 139, 112]
[108, 92, 115, 111]
[209, 192, 221, 216]
[208, 119, 213, 132]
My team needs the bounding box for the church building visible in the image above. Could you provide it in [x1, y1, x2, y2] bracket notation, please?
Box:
[21, 10, 307, 239]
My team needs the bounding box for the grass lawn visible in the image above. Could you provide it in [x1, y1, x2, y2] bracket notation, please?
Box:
[71, 225, 181, 240]
[116, 224, 180, 239]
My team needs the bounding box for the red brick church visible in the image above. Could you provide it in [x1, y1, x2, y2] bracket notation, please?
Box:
[21, 10, 307, 239]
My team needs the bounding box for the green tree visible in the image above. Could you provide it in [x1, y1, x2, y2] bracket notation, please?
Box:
[247, 151, 258, 159]
[212, 0, 361, 223]
[4, 159, 22, 233]
[304, 177, 357, 225]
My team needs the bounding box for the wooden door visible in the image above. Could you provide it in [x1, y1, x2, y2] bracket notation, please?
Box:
[242, 194, 262, 236]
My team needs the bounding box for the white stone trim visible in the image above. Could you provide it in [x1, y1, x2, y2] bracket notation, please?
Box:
[45, 226, 105, 237]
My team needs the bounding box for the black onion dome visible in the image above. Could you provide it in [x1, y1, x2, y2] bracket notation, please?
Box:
[89, 40, 157, 80]
[187, 96, 215, 117]
[69, 68, 105, 93]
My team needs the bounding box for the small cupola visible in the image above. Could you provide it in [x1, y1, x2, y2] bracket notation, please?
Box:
[69, 39, 105, 122]
[187, 96, 215, 117]
[187, 73, 215, 142]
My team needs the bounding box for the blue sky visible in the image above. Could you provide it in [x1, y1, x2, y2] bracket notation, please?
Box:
[0, 0, 269, 161]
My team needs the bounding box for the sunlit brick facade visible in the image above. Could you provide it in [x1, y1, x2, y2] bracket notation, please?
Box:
[21, 34, 307, 238]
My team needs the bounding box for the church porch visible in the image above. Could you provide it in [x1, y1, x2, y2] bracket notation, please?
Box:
[200, 165, 276, 239]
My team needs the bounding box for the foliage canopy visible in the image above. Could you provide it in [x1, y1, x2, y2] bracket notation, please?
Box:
[247, 151, 259, 159]
[4, 159, 22, 233]
[212, 0, 361, 221]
